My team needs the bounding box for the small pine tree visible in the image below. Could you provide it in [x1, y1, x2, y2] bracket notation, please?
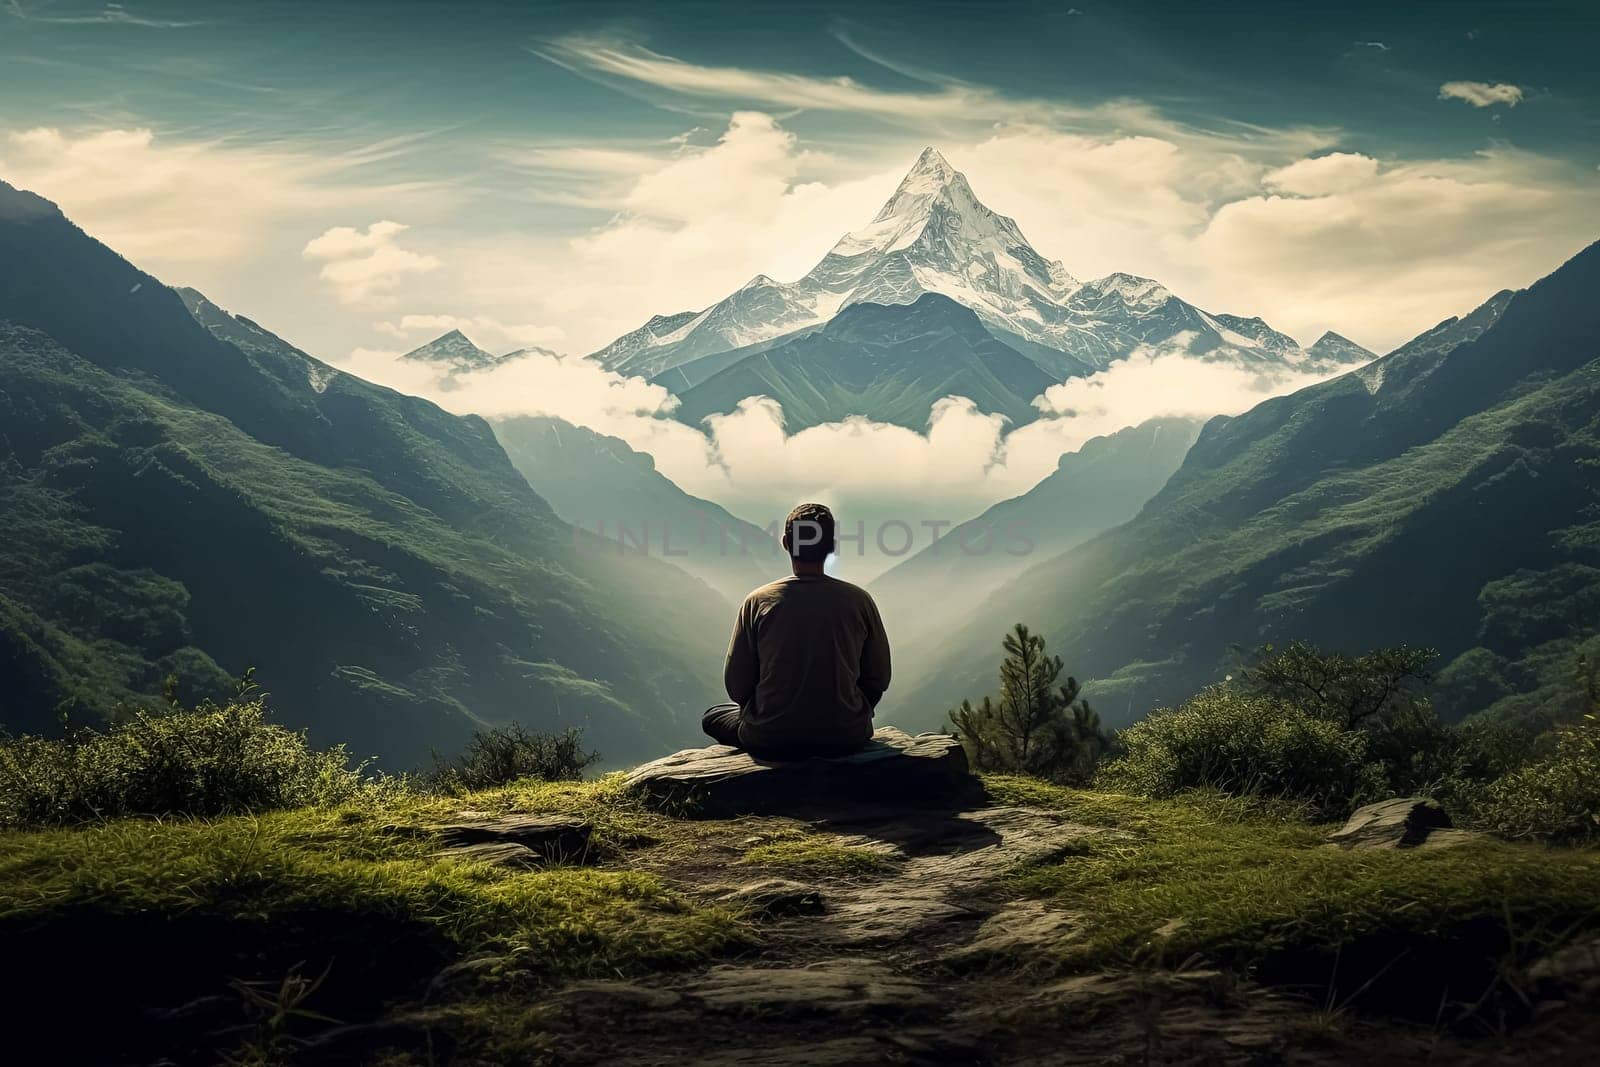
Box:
[948, 623, 1109, 783]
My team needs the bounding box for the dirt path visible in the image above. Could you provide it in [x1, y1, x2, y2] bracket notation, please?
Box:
[298, 797, 1597, 1065]
[516, 802, 1499, 1066]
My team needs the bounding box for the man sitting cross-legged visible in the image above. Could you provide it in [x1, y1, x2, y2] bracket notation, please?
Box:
[702, 502, 892, 759]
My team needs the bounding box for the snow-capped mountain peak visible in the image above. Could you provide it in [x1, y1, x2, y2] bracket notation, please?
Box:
[401, 329, 541, 371]
[402, 329, 492, 367]
[590, 146, 1371, 383]
[829, 146, 1038, 266]
[1085, 273, 1173, 308]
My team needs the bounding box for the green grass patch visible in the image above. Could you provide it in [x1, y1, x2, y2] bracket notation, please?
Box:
[986, 775, 1600, 1019]
[738, 828, 899, 877]
[0, 787, 744, 975]
[0, 777, 749, 1062]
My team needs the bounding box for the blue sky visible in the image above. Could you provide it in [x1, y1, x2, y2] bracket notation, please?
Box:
[3, 0, 1597, 355]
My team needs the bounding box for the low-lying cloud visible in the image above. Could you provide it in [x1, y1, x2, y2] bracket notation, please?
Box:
[331, 340, 1347, 580]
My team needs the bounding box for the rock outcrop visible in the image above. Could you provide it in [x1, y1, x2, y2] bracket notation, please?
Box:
[623, 726, 980, 817]
[396, 813, 595, 866]
[1328, 797, 1478, 850]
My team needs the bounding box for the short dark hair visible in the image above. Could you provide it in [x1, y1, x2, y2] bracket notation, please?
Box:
[784, 502, 835, 563]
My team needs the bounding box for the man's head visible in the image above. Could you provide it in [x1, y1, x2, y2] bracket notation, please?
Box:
[783, 502, 835, 566]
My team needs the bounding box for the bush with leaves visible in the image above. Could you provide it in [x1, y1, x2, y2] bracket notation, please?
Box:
[1096, 687, 1386, 820]
[1474, 714, 1600, 843]
[1235, 640, 1437, 730]
[427, 723, 597, 793]
[1474, 657, 1600, 842]
[948, 623, 1112, 784]
[1231, 640, 1493, 799]
[0, 678, 374, 828]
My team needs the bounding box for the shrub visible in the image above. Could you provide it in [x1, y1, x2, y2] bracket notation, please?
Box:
[427, 723, 597, 793]
[0, 696, 372, 828]
[1235, 640, 1436, 729]
[948, 623, 1111, 784]
[1097, 688, 1385, 820]
[1433, 646, 1515, 722]
[1394, 715, 1537, 816]
[1475, 714, 1600, 843]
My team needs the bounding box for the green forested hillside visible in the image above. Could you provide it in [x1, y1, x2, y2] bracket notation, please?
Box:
[904, 243, 1600, 731]
[492, 415, 782, 603]
[0, 180, 728, 766]
[872, 416, 1203, 655]
[673, 293, 1056, 432]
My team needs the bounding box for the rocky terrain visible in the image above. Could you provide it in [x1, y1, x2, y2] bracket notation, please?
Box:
[7, 729, 1597, 1065]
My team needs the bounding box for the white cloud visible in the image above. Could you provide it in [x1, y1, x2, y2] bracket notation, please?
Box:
[536, 35, 1013, 124]
[1264, 152, 1379, 196]
[1438, 81, 1525, 108]
[396, 106, 1597, 366]
[303, 220, 440, 308]
[951, 126, 1255, 285]
[329, 336, 1339, 580]
[534, 35, 1334, 155]
[450, 112, 901, 352]
[440, 109, 1330, 356]
[1177, 149, 1600, 350]
[0, 126, 391, 269]
[1030, 346, 1336, 431]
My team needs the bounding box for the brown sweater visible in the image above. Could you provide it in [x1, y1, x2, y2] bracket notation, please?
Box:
[722, 574, 892, 752]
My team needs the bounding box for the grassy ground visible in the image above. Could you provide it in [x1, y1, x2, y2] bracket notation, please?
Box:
[0, 777, 750, 977]
[987, 776, 1600, 1021]
[4, 774, 1598, 1061]
[0, 777, 750, 1063]
[738, 827, 901, 877]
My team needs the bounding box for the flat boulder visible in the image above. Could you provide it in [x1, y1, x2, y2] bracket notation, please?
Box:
[435, 814, 594, 862]
[623, 727, 980, 817]
[1328, 797, 1454, 850]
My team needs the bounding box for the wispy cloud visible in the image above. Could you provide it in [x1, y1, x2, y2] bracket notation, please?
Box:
[534, 35, 1005, 124]
[0, 125, 443, 270]
[531, 35, 1338, 161]
[3, 1, 201, 28]
[1438, 80, 1525, 108]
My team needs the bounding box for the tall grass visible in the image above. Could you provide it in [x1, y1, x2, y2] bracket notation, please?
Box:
[0, 695, 377, 828]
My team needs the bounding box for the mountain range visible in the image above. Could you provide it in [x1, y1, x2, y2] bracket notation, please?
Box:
[6, 144, 1592, 769]
[898, 241, 1600, 733]
[0, 179, 731, 767]
[588, 147, 1372, 431]
[397, 328, 565, 376]
[490, 415, 783, 603]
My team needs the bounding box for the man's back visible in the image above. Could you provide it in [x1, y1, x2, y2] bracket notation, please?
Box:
[723, 574, 891, 753]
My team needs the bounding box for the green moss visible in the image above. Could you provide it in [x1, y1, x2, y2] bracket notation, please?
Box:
[738, 829, 899, 876]
[0, 779, 747, 980]
[985, 775, 1600, 983]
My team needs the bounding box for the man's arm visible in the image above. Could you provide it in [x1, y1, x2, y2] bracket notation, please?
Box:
[723, 598, 759, 708]
[857, 594, 892, 710]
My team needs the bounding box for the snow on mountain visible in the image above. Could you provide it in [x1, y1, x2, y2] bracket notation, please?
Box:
[402, 329, 495, 369]
[589, 310, 700, 369]
[592, 147, 1370, 385]
[402, 329, 554, 372]
[1306, 331, 1376, 365]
